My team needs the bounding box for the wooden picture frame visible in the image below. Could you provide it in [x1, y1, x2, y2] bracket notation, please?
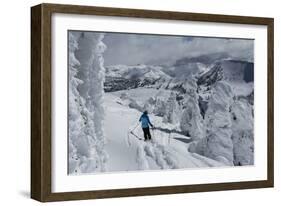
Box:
[31, 3, 274, 202]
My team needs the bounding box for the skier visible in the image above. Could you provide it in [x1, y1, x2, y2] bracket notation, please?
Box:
[139, 111, 154, 141]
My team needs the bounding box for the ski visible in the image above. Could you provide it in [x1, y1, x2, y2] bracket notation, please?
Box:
[130, 131, 143, 141]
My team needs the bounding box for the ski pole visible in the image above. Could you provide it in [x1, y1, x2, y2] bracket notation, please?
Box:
[168, 132, 171, 145]
[151, 126, 155, 141]
[130, 131, 143, 140]
[130, 121, 140, 132]
[127, 131, 131, 147]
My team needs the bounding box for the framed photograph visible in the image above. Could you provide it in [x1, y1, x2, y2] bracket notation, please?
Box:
[31, 3, 274, 202]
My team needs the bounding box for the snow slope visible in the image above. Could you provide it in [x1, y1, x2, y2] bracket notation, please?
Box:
[103, 93, 224, 173]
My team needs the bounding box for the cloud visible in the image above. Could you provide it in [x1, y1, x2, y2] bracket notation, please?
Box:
[102, 32, 253, 66]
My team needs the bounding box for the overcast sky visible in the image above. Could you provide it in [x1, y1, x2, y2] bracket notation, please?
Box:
[101, 32, 254, 66]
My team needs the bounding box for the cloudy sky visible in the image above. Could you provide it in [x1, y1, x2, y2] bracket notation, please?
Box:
[101, 32, 254, 66]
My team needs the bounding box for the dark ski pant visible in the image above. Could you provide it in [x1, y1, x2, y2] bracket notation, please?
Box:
[142, 127, 151, 141]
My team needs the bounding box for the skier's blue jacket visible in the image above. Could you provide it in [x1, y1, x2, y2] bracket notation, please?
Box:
[139, 113, 153, 128]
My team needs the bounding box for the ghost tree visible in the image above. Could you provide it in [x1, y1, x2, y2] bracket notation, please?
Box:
[231, 98, 254, 165]
[180, 78, 204, 140]
[189, 81, 234, 165]
[68, 32, 108, 173]
[163, 92, 180, 124]
[68, 32, 86, 173]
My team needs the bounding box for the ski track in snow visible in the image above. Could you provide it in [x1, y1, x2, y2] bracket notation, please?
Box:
[104, 93, 223, 172]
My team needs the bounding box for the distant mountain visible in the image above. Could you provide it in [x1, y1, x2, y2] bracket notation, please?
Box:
[197, 63, 224, 86]
[197, 60, 254, 86]
[104, 55, 254, 93]
[104, 64, 171, 92]
[106, 64, 170, 80]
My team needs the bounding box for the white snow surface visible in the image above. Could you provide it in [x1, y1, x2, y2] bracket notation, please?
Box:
[102, 93, 223, 173]
[229, 81, 253, 97]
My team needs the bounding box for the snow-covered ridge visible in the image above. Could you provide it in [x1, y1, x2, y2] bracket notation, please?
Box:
[105, 58, 253, 95]
[106, 64, 170, 79]
[105, 64, 171, 92]
[198, 60, 253, 85]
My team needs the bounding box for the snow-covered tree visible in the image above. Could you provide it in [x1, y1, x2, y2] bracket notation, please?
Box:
[189, 81, 234, 165]
[143, 97, 156, 114]
[68, 32, 86, 173]
[231, 98, 254, 165]
[153, 97, 167, 117]
[163, 92, 180, 124]
[180, 78, 204, 140]
[68, 32, 108, 174]
[87, 34, 108, 172]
